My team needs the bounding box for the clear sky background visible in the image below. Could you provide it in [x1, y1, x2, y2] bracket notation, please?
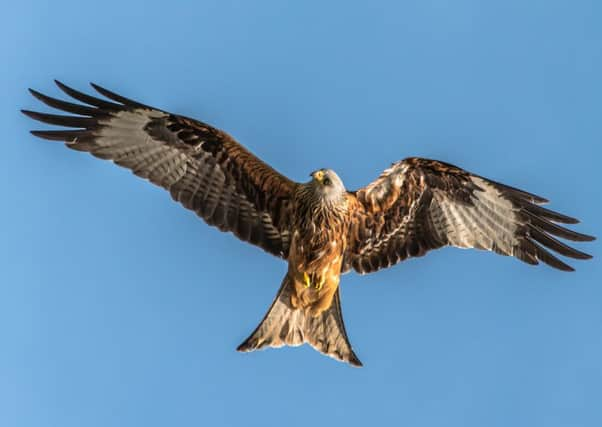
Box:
[1, 1, 601, 426]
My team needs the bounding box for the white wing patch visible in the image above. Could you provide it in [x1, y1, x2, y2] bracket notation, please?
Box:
[87, 110, 191, 187]
[431, 176, 519, 254]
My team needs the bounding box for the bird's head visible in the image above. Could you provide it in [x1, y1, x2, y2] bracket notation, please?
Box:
[309, 168, 346, 201]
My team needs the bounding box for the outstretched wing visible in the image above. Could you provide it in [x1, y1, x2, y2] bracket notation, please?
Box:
[345, 157, 594, 274]
[23, 81, 296, 258]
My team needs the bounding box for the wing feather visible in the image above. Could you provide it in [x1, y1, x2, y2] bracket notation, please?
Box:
[346, 157, 594, 274]
[24, 81, 296, 258]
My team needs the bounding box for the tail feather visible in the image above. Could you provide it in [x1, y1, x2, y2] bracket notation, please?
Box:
[237, 275, 362, 367]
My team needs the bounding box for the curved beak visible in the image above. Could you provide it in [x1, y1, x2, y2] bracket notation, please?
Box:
[311, 170, 325, 182]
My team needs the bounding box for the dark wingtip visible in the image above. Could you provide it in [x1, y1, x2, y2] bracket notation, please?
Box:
[89, 81, 150, 109]
[29, 130, 55, 140]
[28, 129, 84, 142]
[54, 79, 67, 90]
[89, 82, 104, 93]
[54, 79, 77, 97]
[27, 88, 48, 105]
[555, 215, 579, 225]
[53, 79, 78, 96]
[29, 130, 60, 140]
[21, 109, 38, 119]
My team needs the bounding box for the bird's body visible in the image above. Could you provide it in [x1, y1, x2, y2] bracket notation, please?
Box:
[288, 171, 350, 315]
[23, 81, 595, 367]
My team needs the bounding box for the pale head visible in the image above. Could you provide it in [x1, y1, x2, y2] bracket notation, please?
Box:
[308, 168, 347, 202]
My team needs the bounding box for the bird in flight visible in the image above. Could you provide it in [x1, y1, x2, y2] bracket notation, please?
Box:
[23, 81, 595, 367]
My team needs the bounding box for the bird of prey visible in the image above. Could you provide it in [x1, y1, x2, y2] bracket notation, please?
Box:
[23, 81, 595, 367]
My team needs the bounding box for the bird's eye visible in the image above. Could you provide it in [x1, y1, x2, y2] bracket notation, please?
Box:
[323, 177, 332, 186]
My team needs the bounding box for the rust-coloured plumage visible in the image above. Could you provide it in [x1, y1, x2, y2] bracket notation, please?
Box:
[345, 158, 594, 274]
[23, 81, 595, 367]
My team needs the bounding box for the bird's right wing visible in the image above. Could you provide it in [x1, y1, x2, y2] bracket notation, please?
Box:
[23, 81, 296, 258]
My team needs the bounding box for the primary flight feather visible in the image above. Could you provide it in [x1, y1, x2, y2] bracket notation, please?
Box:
[23, 81, 595, 367]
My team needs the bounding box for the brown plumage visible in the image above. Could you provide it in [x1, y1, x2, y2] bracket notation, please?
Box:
[345, 158, 594, 274]
[23, 81, 595, 367]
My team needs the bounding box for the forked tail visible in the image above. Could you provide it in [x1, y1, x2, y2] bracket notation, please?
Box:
[237, 275, 362, 367]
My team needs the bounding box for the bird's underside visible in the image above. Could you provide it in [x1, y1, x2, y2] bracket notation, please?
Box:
[23, 81, 595, 367]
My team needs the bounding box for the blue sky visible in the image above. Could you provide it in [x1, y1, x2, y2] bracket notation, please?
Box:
[2, 1, 601, 426]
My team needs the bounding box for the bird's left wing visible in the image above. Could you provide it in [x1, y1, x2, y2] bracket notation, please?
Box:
[345, 157, 594, 274]
[23, 81, 296, 258]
